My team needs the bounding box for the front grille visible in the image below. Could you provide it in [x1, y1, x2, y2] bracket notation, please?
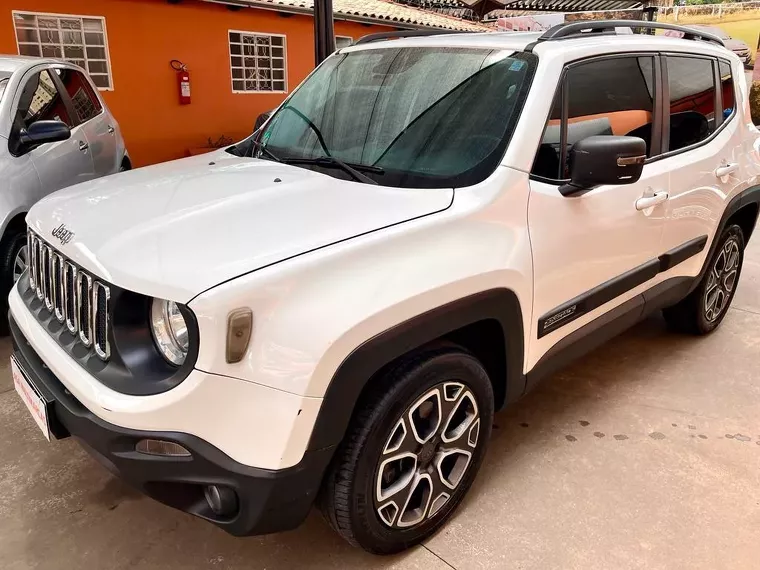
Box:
[27, 230, 111, 360]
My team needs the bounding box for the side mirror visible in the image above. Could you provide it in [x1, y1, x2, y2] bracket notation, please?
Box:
[18, 120, 71, 152]
[559, 135, 647, 197]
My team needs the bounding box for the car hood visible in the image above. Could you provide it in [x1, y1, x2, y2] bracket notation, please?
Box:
[27, 150, 453, 302]
[724, 38, 749, 52]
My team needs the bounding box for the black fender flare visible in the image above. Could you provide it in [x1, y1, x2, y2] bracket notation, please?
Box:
[306, 288, 525, 451]
[689, 183, 760, 294]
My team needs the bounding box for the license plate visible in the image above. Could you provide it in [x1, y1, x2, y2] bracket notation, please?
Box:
[11, 356, 50, 441]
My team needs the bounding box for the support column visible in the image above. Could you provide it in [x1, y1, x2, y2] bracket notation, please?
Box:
[313, 0, 336, 67]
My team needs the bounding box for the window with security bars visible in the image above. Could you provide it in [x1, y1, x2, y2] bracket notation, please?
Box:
[13, 11, 113, 90]
[228, 31, 287, 93]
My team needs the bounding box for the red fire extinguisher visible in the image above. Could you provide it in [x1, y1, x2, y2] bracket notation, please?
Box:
[170, 59, 191, 105]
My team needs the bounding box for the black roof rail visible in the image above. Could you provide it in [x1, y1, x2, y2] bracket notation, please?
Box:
[535, 20, 725, 47]
[354, 29, 475, 45]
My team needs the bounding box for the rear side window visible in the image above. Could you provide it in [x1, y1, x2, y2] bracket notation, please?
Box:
[666, 56, 716, 152]
[531, 56, 655, 181]
[55, 68, 103, 123]
[718, 60, 735, 118]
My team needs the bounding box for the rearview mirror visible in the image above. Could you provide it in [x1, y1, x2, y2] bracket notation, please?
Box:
[18, 120, 71, 151]
[559, 135, 647, 197]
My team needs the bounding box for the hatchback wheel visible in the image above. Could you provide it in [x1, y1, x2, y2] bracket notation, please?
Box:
[13, 243, 28, 283]
[320, 345, 494, 554]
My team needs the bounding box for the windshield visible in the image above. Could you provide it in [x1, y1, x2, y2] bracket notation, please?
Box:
[0, 77, 9, 103]
[256, 47, 535, 188]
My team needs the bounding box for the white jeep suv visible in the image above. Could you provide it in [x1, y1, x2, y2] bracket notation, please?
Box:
[8, 21, 760, 554]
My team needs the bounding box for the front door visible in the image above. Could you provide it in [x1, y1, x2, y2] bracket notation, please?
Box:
[527, 54, 668, 369]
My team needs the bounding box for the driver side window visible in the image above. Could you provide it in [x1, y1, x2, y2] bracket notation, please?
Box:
[15, 69, 72, 130]
[531, 55, 656, 181]
[10, 69, 72, 156]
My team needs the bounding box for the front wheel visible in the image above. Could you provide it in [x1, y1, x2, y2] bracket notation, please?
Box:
[320, 345, 494, 554]
[663, 224, 744, 334]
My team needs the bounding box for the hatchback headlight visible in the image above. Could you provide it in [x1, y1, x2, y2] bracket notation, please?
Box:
[150, 298, 189, 365]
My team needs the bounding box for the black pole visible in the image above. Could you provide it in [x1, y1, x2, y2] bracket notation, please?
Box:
[314, 0, 336, 67]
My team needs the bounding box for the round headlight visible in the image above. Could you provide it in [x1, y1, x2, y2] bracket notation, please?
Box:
[150, 298, 189, 365]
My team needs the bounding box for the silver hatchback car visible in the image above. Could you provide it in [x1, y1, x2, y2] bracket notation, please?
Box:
[0, 55, 128, 307]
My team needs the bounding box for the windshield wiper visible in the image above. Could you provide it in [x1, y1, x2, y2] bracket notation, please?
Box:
[249, 139, 282, 162]
[284, 156, 382, 185]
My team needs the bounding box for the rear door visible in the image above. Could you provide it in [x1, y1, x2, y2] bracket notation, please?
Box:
[10, 66, 96, 197]
[527, 53, 668, 369]
[654, 55, 744, 285]
[54, 67, 118, 177]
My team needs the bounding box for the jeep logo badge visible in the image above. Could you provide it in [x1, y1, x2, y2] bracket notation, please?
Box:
[51, 224, 75, 246]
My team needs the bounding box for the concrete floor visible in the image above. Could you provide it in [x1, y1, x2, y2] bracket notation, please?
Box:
[2, 235, 759, 570]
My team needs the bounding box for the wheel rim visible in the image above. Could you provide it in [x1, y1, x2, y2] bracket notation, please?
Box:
[704, 237, 740, 322]
[13, 244, 28, 283]
[374, 382, 480, 529]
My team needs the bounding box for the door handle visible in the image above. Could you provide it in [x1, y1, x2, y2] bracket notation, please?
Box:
[107, 125, 115, 134]
[715, 163, 738, 179]
[635, 191, 669, 211]
[78, 140, 89, 152]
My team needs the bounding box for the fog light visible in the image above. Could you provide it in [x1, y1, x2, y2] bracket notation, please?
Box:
[135, 439, 191, 457]
[204, 485, 238, 516]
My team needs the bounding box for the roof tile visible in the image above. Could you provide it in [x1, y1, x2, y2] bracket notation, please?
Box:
[224, 0, 490, 31]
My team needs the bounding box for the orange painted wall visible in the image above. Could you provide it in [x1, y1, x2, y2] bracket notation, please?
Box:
[1, 0, 393, 166]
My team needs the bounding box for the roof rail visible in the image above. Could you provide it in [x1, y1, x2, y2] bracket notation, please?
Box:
[354, 29, 474, 46]
[535, 20, 725, 47]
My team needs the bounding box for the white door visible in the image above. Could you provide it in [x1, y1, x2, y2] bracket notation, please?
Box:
[9, 67, 96, 196]
[55, 67, 118, 177]
[527, 54, 668, 369]
[656, 55, 746, 282]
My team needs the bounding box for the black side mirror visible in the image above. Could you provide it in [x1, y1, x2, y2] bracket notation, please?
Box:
[18, 120, 71, 152]
[559, 135, 647, 197]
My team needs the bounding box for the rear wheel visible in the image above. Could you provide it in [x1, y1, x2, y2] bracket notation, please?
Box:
[320, 345, 494, 554]
[663, 224, 744, 334]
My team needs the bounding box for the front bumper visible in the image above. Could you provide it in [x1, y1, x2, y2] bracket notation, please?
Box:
[9, 313, 334, 536]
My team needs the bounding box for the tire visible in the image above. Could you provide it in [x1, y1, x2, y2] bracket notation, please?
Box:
[663, 224, 744, 335]
[320, 344, 494, 554]
[0, 231, 27, 333]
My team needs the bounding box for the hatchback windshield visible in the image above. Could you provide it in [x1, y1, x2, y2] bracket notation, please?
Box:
[254, 47, 535, 188]
[0, 76, 9, 104]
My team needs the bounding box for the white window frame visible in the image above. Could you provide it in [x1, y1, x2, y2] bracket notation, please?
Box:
[228, 29, 288, 94]
[11, 10, 114, 91]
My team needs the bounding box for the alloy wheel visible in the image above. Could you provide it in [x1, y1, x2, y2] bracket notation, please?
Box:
[373, 381, 480, 529]
[13, 244, 28, 283]
[704, 237, 740, 322]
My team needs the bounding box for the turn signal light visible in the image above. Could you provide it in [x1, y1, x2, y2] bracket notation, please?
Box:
[226, 308, 253, 363]
[135, 439, 191, 457]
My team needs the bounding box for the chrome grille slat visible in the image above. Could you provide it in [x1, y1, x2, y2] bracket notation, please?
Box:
[33, 236, 43, 300]
[27, 232, 35, 292]
[93, 282, 110, 360]
[52, 252, 65, 323]
[64, 261, 78, 334]
[77, 271, 93, 348]
[43, 245, 53, 310]
[25, 229, 110, 361]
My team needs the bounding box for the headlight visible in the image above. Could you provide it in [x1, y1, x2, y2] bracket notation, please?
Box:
[150, 298, 189, 365]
